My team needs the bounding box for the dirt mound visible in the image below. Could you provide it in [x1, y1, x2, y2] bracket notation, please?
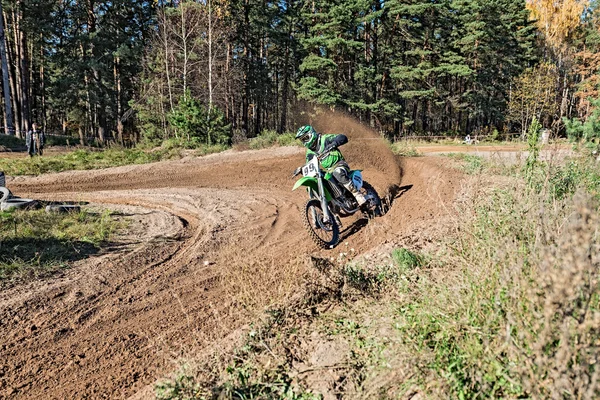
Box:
[0, 121, 463, 398]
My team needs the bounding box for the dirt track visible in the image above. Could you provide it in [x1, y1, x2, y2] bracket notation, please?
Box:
[0, 120, 463, 399]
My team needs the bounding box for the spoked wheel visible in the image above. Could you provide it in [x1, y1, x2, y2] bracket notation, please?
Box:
[302, 199, 339, 249]
[361, 181, 383, 218]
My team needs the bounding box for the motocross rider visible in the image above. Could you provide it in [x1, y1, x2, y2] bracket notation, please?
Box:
[295, 125, 367, 206]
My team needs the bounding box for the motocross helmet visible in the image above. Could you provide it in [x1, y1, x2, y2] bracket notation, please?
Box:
[296, 125, 318, 150]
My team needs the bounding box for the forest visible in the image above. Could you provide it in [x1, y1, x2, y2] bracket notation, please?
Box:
[0, 0, 597, 145]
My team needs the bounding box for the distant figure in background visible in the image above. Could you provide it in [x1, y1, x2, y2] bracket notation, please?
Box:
[26, 123, 45, 157]
[464, 134, 472, 145]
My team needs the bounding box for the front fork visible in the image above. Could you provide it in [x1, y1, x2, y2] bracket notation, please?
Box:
[310, 177, 333, 224]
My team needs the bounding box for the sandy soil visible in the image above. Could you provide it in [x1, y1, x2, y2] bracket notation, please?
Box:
[0, 117, 464, 399]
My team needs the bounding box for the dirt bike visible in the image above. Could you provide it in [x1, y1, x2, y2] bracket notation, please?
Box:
[292, 151, 382, 249]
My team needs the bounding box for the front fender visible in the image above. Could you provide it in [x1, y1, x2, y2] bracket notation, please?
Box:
[292, 177, 333, 201]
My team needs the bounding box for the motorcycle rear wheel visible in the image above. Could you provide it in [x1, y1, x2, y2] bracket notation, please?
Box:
[302, 199, 339, 249]
[361, 181, 383, 217]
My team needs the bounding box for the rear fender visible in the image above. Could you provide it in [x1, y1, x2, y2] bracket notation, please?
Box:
[293, 177, 333, 201]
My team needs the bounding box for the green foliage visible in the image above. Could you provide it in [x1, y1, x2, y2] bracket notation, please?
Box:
[564, 97, 600, 155]
[549, 157, 600, 201]
[167, 91, 232, 146]
[0, 134, 25, 149]
[155, 366, 201, 400]
[447, 153, 484, 174]
[391, 248, 422, 272]
[0, 208, 120, 283]
[344, 264, 390, 294]
[45, 135, 80, 147]
[24, 0, 154, 142]
[344, 248, 423, 294]
[524, 116, 542, 183]
[218, 363, 321, 400]
[248, 130, 297, 150]
[490, 128, 500, 142]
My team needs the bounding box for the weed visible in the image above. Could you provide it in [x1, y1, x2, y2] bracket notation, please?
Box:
[391, 248, 422, 272]
[524, 117, 542, 183]
[155, 366, 201, 400]
[344, 264, 388, 294]
[217, 363, 320, 400]
[446, 153, 484, 174]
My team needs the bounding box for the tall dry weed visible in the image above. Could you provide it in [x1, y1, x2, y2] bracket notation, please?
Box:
[510, 193, 600, 398]
[218, 246, 307, 315]
[400, 160, 600, 398]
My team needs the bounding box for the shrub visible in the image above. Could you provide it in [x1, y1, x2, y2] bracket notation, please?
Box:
[391, 248, 422, 271]
[167, 90, 231, 145]
[248, 130, 297, 150]
[564, 97, 600, 156]
[0, 134, 25, 149]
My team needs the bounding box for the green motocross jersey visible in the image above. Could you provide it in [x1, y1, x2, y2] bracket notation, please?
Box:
[306, 134, 345, 170]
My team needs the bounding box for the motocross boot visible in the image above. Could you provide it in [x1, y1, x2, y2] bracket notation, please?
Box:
[343, 182, 367, 206]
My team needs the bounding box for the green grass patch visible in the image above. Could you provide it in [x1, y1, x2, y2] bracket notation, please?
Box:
[391, 248, 422, 271]
[0, 208, 121, 283]
[445, 152, 484, 174]
[0, 147, 180, 175]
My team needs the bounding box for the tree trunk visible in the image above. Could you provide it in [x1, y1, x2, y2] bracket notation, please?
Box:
[40, 36, 46, 130]
[114, 56, 123, 145]
[279, 4, 291, 134]
[160, 10, 174, 112]
[242, 0, 249, 137]
[207, 0, 213, 145]
[11, 8, 22, 136]
[17, 1, 30, 134]
[0, 0, 13, 135]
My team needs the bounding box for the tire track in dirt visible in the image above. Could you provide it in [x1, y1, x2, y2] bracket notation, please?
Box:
[0, 138, 463, 398]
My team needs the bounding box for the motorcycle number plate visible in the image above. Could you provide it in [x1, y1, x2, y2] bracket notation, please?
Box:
[302, 158, 319, 178]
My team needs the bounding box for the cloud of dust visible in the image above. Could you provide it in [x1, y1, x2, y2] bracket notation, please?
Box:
[296, 107, 402, 192]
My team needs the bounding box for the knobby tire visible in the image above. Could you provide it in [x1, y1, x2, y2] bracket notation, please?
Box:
[302, 199, 339, 249]
[361, 181, 383, 217]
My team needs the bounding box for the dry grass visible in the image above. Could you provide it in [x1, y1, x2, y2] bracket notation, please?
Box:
[218, 246, 308, 314]
[385, 154, 600, 398]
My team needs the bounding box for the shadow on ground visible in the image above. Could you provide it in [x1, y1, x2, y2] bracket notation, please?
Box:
[339, 184, 414, 243]
[0, 237, 103, 286]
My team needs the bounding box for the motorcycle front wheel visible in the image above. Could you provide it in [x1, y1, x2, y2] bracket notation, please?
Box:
[302, 199, 339, 249]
